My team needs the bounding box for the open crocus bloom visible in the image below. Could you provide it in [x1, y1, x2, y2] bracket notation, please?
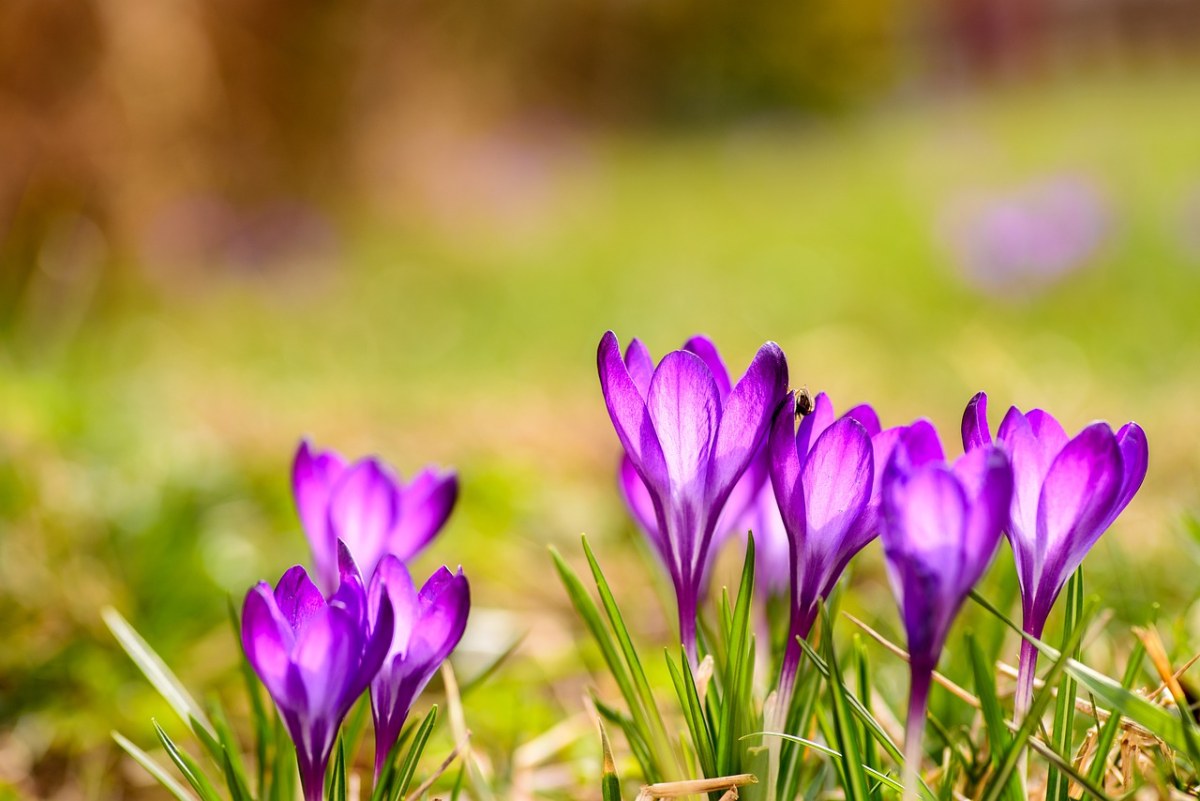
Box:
[598, 330, 788, 658]
[962, 391, 1148, 712]
[242, 543, 394, 801]
[369, 556, 470, 777]
[293, 439, 458, 593]
[880, 421, 1012, 801]
[768, 391, 885, 691]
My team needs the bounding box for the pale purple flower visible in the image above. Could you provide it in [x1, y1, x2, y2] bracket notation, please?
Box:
[880, 421, 1012, 800]
[242, 543, 394, 801]
[598, 330, 788, 658]
[293, 440, 458, 593]
[962, 391, 1148, 713]
[368, 557, 470, 777]
[768, 391, 899, 690]
[944, 176, 1110, 297]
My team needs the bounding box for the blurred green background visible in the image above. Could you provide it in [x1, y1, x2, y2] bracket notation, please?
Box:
[2, 0, 1200, 797]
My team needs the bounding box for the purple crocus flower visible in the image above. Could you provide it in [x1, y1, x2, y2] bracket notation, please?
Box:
[369, 556, 470, 777]
[598, 330, 788, 658]
[768, 391, 898, 692]
[617, 335, 772, 599]
[293, 440, 458, 592]
[242, 543, 394, 801]
[880, 421, 1012, 801]
[962, 391, 1148, 714]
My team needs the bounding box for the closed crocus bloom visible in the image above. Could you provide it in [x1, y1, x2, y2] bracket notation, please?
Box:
[242, 543, 394, 801]
[881, 421, 1012, 801]
[961, 391, 1148, 714]
[293, 439, 458, 593]
[598, 331, 788, 658]
[769, 391, 891, 692]
[369, 556, 470, 777]
[618, 339, 771, 599]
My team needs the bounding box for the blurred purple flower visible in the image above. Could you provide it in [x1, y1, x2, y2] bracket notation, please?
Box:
[880, 421, 1011, 800]
[945, 176, 1110, 297]
[598, 330, 788, 658]
[767, 391, 900, 690]
[369, 556, 469, 777]
[962, 391, 1148, 714]
[242, 543, 394, 801]
[293, 440, 458, 593]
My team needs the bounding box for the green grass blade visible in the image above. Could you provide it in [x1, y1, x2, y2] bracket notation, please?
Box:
[969, 590, 1190, 753]
[819, 606, 871, 801]
[113, 731, 201, 801]
[853, 635, 881, 799]
[796, 637, 938, 801]
[550, 544, 663, 781]
[979, 598, 1096, 801]
[966, 632, 1020, 801]
[665, 647, 716, 777]
[154, 720, 223, 801]
[207, 703, 253, 801]
[103, 607, 214, 737]
[390, 705, 438, 801]
[748, 731, 904, 793]
[582, 535, 675, 776]
[599, 717, 623, 801]
[1086, 641, 1145, 785]
[267, 713, 295, 801]
[716, 534, 756, 777]
[593, 696, 656, 782]
[1047, 570, 1084, 801]
[327, 736, 348, 801]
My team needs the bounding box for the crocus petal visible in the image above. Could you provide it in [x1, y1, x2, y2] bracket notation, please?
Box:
[293, 606, 361, 722]
[293, 440, 347, 581]
[683, 335, 733, 400]
[869, 426, 906, 503]
[1030, 423, 1121, 621]
[799, 417, 873, 595]
[624, 338, 655, 399]
[409, 567, 471, 669]
[618, 456, 662, 550]
[647, 350, 721, 497]
[961, 391, 992, 451]
[274, 566, 326, 632]
[1108, 423, 1148, 527]
[242, 583, 295, 703]
[769, 392, 805, 539]
[794, 392, 836, 461]
[883, 465, 969, 667]
[371, 556, 419, 661]
[884, 420, 944, 484]
[355, 589, 394, 699]
[389, 469, 458, 561]
[597, 332, 669, 489]
[708, 341, 788, 502]
[954, 446, 1012, 577]
[329, 540, 367, 627]
[843, 403, 882, 438]
[1026, 409, 1069, 452]
[327, 459, 401, 586]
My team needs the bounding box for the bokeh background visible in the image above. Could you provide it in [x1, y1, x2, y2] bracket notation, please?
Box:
[3, 0, 1200, 797]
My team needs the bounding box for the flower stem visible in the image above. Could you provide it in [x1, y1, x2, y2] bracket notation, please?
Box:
[902, 666, 932, 801]
[1014, 636, 1039, 721]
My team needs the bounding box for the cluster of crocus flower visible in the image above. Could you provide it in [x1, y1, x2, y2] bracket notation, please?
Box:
[242, 441, 470, 801]
[597, 330, 1148, 796]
